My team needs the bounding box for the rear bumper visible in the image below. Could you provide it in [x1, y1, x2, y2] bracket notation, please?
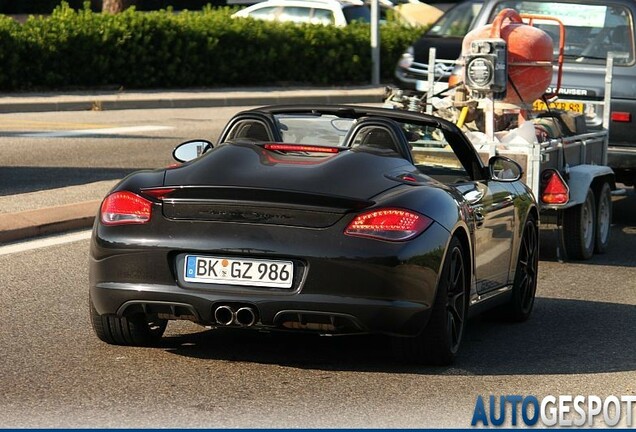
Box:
[90, 282, 433, 336]
[607, 146, 636, 184]
[89, 220, 450, 337]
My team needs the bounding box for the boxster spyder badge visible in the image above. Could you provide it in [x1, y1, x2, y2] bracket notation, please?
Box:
[89, 105, 539, 365]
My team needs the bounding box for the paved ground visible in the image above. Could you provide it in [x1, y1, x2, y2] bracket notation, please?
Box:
[0, 86, 385, 243]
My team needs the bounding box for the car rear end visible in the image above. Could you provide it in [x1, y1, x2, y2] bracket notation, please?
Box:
[89, 147, 452, 337]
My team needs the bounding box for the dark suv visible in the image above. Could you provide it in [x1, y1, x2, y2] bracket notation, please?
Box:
[396, 0, 636, 186]
[394, 0, 483, 87]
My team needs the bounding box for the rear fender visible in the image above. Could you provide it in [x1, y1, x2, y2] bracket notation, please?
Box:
[565, 165, 615, 207]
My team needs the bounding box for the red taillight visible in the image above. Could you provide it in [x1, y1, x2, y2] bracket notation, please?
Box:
[541, 171, 569, 205]
[264, 143, 339, 154]
[611, 112, 632, 123]
[345, 208, 432, 241]
[100, 191, 152, 226]
[141, 188, 176, 200]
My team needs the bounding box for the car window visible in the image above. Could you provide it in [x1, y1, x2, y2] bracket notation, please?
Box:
[428, 1, 483, 36]
[248, 5, 278, 19]
[342, 5, 371, 24]
[270, 112, 474, 183]
[279, 6, 312, 23]
[274, 114, 354, 146]
[312, 8, 336, 25]
[350, 125, 401, 154]
[403, 122, 470, 183]
[490, 1, 634, 64]
[226, 120, 272, 141]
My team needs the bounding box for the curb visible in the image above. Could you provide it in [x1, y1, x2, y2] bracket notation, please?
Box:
[0, 87, 385, 113]
[0, 201, 100, 244]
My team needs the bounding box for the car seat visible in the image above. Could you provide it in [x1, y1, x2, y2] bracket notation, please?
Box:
[234, 121, 271, 141]
[360, 127, 399, 153]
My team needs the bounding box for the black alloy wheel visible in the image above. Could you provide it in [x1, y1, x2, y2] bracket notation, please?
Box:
[445, 244, 467, 353]
[393, 236, 468, 365]
[503, 215, 539, 322]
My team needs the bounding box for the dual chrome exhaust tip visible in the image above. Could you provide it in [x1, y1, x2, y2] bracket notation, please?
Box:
[214, 305, 257, 327]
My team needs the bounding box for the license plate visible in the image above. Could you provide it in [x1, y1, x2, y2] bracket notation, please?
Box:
[532, 100, 584, 114]
[184, 255, 294, 288]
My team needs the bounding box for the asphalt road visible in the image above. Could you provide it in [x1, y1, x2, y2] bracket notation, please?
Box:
[0, 107, 241, 195]
[1, 106, 635, 427]
[0, 207, 634, 428]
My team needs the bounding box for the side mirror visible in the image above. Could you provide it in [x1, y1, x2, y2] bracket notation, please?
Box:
[488, 155, 523, 182]
[172, 139, 213, 163]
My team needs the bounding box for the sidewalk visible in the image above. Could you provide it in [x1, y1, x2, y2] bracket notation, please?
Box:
[0, 86, 386, 244]
[0, 86, 385, 113]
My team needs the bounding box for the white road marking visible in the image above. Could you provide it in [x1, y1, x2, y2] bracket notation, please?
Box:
[0, 230, 91, 256]
[19, 125, 174, 138]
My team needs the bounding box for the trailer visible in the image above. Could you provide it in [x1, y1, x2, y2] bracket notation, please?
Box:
[384, 11, 617, 260]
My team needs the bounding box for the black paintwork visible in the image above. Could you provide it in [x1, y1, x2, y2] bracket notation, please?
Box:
[90, 105, 537, 340]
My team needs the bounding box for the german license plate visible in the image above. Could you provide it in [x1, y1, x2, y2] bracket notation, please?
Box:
[184, 255, 293, 288]
[532, 100, 584, 114]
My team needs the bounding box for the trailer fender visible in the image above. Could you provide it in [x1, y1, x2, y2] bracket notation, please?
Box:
[566, 165, 614, 206]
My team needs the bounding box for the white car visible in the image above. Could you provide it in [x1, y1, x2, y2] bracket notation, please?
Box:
[232, 0, 371, 27]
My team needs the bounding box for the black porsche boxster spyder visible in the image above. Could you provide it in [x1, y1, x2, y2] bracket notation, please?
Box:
[90, 104, 539, 365]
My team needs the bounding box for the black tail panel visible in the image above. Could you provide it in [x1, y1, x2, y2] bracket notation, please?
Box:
[161, 187, 373, 228]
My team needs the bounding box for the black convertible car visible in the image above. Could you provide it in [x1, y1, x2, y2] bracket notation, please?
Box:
[90, 105, 539, 365]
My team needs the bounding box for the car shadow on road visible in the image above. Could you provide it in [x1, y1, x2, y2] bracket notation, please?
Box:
[162, 296, 636, 376]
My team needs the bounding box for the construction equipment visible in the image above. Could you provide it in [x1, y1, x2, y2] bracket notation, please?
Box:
[385, 8, 616, 260]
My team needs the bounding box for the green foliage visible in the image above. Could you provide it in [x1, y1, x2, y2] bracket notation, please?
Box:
[0, 2, 422, 90]
[0, 0, 225, 14]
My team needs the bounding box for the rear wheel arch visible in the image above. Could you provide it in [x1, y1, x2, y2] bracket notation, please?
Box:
[449, 226, 473, 293]
[493, 213, 539, 322]
[393, 233, 470, 365]
[527, 206, 540, 227]
[519, 206, 540, 258]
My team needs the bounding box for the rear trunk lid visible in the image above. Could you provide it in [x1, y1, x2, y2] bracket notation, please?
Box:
[160, 143, 414, 227]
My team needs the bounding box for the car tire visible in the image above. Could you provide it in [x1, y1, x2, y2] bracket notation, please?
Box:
[594, 182, 612, 254]
[499, 215, 539, 322]
[393, 236, 468, 366]
[90, 298, 167, 346]
[563, 188, 596, 260]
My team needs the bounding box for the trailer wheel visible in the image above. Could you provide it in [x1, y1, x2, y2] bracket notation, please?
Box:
[563, 188, 596, 260]
[594, 182, 612, 254]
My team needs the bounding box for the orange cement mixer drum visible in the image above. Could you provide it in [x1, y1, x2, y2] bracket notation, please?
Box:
[462, 8, 554, 104]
